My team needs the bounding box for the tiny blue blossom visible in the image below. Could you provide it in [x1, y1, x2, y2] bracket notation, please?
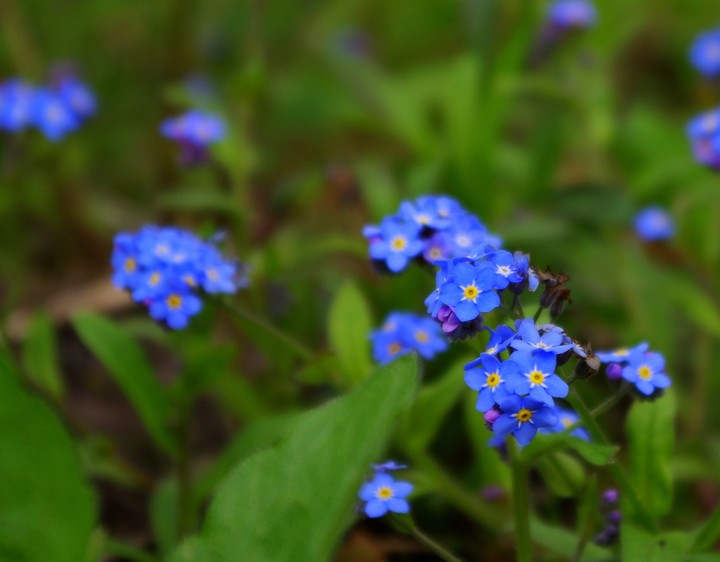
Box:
[161, 110, 225, 165]
[464, 353, 514, 412]
[511, 319, 574, 355]
[483, 325, 517, 356]
[539, 407, 590, 441]
[621, 350, 671, 396]
[0, 79, 34, 132]
[148, 284, 203, 330]
[504, 350, 569, 406]
[371, 461, 407, 472]
[358, 472, 413, 518]
[690, 28, 720, 78]
[486, 249, 524, 289]
[30, 89, 80, 141]
[634, 207, 675, 241]
[369, 312, 448, 364]
[547, 0, 596, 30]
[438, 261, 500, 322]
[686, 108, 720, 169]
[596, 342, 649, 364]
[492, 396, 558, 446]
[367, 217, 423, 273]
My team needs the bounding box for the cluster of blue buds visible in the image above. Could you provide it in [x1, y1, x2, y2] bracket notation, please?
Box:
[0, 73, 96, 141]
[633, 206, 675, 242]
[686, 108, 720, 170]
[357, 461, 412, 518]
[160, 110, 225, 166]
[111, 226, 247, 329]
[464, 320, 588, 446]
[597, 343, 671, 398]
[425, 249, 538, 340]
[594, 489, 621, 546]
[363, 195, 501, 274]
[369, 312, 447, 365]
[690, 28, 720, 78]
[546, 0, 597, 31]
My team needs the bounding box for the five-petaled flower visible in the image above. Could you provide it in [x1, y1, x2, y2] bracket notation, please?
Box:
[358, 472, 413, 518]
[505, 350, 569, 406]
[493, 396, 558, 446]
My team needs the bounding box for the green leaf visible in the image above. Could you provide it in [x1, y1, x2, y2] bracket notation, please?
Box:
[0, 353, 96, 561]
[150, 479, 179, 560]
[626, 389, 676, 519]
[21, 312, 64, 399]
[182, 355, 419, 562]
[398, 357, 469, 452]
[530, 517, 611, 562]
[522, 433, 619, 466]
[72, 312, 174, 454]
[535, 452, 585, 498]
[327, 281, 373, 387]
[621, 523, 690, 562]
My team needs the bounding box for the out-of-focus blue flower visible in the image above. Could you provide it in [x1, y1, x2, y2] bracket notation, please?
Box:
[596, 342, 649, 364]
[539, 406, 590, 441]
[56, 76, 96, 120]
[486, 249, 524, 289]
[111, 226, 247, 329]
[30, 88, 80, 141]
[634, 206, 675, 241]
[367, 218, 424, 273]
[369, 312, 448, 364]
[371, 460, 407, 472]
[439, 261, 500, 322]
[504, 350, 569, 406]
[686, 108, 720, 169]
[161, 110, 225, 165]
[464, 353, 514, 412]
[358, 471, 413, 518]
[492, 396, 558, 446]
[690, 28, 720, 78]
[444, 214, 500, 259]
[0, 79, 34, 132]
[511, 318, 574, 355]
[621, 350, 671, 396]
[547, 0, 596, 30]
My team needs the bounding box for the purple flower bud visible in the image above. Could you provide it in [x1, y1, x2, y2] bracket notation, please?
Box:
[607, 510, 622, 524]
[606, 363, 623, 381]
[480, 485, 505, 502]
[484, 406, 502, 426]
[602, 488, 619, 505]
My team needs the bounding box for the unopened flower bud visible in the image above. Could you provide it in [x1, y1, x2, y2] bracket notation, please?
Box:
[606, 363, 623, 381]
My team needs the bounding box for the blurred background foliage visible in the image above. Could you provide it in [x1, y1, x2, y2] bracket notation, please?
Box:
[2, 0, 720, 560]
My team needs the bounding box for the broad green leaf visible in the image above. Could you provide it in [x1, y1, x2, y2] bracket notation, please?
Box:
[184, 355, 419, 562]
[626, 389, 676, 519]
[530, 517, 611, 562]
[72, 312, 174, 454]
[691, 502, 720, 552]
[622, 523, 690, 562]
[398, 357, 469, 452]
[21, 312, 64, 399]
[150, 478, 179, 560]
[0, 353, 96, 561]
[535, 452, 585, 498]
[327, 281, 373, 386]
[522, 433, 618, 466]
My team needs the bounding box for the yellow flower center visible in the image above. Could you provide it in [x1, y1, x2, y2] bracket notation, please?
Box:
[388, 342, 402, 355]
[429, 248, 442, 259]
[167, 294, 183, 310]
[516, 408, 533, 423]
[638, 365, 652, 380]
[156, 244, 170, 255]
[416, 214, 431, 225]
[496, 265, 512, 276]
[149, 272, 161, 286]
[561, 417, 574, 428]
[486, 373, 500, 388]
[463, 284, 479, 301]
[124, 258, 136, 272]
[390, 236, 407, 251]
[376, 486, 394, 500]
[615, 348, 629, 357]
[207, 268, 219, 281]
[529, 370, 545, 385]
[415, 330, 429, 343]
[183, 275, 196, 287]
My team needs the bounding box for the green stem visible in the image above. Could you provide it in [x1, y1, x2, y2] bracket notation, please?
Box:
[176, 397, 193, 538]
[221, 299, 314, 362]
[532, 306, 544, 323]
[407, 450, 501, 531]
[509, 440, 533, 562]
[590, 383, 630, 419]
[566, 388, 657, 533]
[408, 519, 466, 562]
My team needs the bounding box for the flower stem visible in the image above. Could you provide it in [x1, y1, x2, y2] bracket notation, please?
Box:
[566, 388, 657, 533]
[408, 519, 466, 562]
[509, 439, 533, 562]
[176, 396, 193, 538]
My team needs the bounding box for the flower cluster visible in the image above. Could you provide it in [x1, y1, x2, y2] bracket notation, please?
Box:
[111, 226, 247, 329]
[369, 312, 448, 365]
[425, 250, 538, 340]
[363, 195, 501, 274]
[594, 489, 621, 546]
[0, 75, 96, 141]
[690, 28, 720, 78]
[160, 110, 225, 166]
[464, 319, 590, 446]
[358, 462, 412, 518]
[546, 0, 596, 31]
[634, 206, 675, 242]
[597, 343, 671, 398]
[686, 108, 720, 169]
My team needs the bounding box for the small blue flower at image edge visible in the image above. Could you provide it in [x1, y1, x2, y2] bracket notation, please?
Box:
[547, 0, 597, 30]
[690, 28, 720, 78]
[621, 351, 671, 396]
[634, 206, 675, 242]
[358, 471, 413, 518]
